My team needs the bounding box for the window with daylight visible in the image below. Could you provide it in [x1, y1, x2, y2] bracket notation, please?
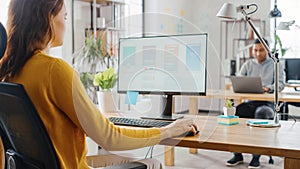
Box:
[273, 0, 300, 58]
[0, 0, 10, 25]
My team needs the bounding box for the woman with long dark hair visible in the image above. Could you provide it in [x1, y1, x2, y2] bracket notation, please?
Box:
[0, 0, 198, 168]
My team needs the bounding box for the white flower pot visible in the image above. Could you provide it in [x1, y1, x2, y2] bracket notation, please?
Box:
[97, 90, 118, 113]
[223, 107, 236, 116]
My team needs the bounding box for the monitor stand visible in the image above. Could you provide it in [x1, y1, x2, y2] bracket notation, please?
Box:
[141, 94, 184, 121]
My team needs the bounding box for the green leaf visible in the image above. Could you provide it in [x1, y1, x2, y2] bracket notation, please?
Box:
[274, 34, 289, 57]
[93, 67, 118, 90]
[225, 99, 234, 108]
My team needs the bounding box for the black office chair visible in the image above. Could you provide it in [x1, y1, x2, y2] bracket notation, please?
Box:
[0, 22, 7, 59]
[0, 22, 56, 169]
[0, 82, 61, 169]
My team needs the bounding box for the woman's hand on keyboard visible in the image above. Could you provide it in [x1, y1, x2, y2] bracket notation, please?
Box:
[159, 118, 198, 139]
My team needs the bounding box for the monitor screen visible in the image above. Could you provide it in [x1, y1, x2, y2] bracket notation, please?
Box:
[118, 34, 208, 96]
[285, 58, 300, 83]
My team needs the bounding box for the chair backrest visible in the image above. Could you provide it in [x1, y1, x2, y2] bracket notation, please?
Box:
[0, 22, 7, 59]
[0, 82, 60, 169]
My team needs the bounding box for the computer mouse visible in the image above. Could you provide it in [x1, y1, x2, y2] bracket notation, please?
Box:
[180, 130, 200, 137]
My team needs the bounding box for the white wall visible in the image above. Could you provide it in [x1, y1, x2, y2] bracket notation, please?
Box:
[276, 0, 300, 58]
[0, 0, 9, 25]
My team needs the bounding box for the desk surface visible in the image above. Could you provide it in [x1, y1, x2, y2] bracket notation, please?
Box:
[193, 89, 300, 102]
[160, 116, 300, 159]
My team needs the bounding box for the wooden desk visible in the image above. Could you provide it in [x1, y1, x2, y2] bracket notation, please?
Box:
[160, 116, 300, 169]
[164, 90, 300, 166]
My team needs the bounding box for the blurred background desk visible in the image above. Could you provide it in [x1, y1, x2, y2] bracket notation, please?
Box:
[188, 89, 300, 116]
[189, 90, 300, 115]
[203, 89, 300, 103]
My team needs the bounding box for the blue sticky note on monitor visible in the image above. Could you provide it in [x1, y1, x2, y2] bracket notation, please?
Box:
[125, 91, 139, 105]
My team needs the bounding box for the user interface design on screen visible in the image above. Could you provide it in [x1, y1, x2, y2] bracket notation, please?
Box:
[118, 34, 207, 95]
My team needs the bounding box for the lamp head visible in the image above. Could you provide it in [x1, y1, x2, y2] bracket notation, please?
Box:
[217, 3, 258, 19]
[216, 3, 238, 19]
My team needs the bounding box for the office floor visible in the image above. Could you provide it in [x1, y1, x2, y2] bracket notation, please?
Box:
[101, 144, 284, 169]
[155, 146, 284, 169]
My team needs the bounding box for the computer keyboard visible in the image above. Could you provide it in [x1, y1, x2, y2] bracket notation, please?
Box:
[109, 117, 173, 128]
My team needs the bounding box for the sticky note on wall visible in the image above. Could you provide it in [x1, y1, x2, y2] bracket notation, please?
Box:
[125, 91, 139, 105]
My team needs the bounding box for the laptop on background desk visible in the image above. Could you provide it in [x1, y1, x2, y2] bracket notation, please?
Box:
[230, 76, 264, 93]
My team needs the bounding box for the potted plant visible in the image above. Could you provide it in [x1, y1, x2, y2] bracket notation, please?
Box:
[273, 34, 289, 57]
[73, 31, 111, 103]
[93, 67, 118, 113]
[223, 99, 236, 116]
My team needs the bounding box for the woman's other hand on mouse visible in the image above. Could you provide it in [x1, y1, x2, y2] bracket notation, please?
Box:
[159, 118, 198, 140]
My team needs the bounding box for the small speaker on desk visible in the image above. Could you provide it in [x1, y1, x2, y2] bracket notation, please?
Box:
[230, 60, 236, 76]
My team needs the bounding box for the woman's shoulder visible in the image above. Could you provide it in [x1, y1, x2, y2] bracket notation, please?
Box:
[27, 51, 76, 83]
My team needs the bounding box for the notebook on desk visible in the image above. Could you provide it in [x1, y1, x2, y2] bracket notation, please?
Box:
[230, 76, 264, 93]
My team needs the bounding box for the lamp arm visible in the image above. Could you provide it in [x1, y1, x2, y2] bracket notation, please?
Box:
[242, 11, 276, 60]
[241, 9, 281, 125]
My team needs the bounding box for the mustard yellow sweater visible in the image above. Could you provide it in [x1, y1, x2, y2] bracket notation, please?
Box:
[10, 51, 161, 169]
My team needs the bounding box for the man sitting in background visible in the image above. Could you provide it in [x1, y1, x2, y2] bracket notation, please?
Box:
[226, 38, 285, 168]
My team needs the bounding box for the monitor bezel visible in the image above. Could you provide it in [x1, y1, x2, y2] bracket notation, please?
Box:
[117, 33, 208, 96]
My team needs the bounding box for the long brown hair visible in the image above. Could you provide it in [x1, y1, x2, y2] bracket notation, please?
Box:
[0, 0, 64, 81]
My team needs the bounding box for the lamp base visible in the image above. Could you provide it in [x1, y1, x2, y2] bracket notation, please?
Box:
[246, 120, 281, 128]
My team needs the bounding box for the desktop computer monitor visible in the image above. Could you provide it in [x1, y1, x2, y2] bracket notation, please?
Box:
[118, 34, 208, 120]
[285, 58, 300, 83]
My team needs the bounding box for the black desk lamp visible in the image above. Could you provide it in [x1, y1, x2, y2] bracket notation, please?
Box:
[217, 3, 281, 127]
